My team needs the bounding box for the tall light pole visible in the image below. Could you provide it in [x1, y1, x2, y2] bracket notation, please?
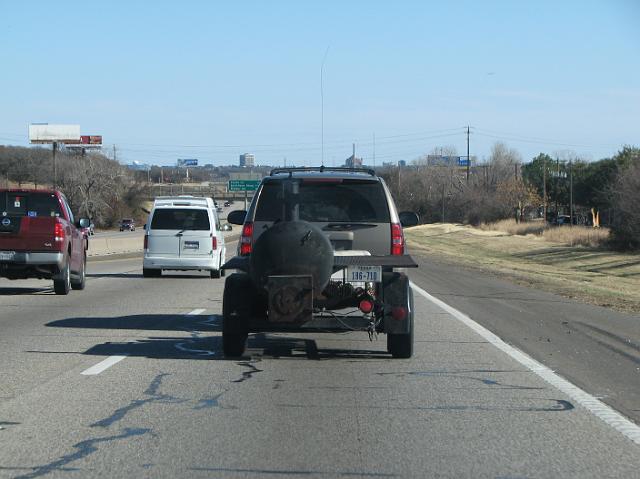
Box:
[320, 46, 330, 167]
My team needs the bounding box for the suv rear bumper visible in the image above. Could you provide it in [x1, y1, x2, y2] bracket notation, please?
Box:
[143, 254, 220, 271]
[0, 252, 64, 267]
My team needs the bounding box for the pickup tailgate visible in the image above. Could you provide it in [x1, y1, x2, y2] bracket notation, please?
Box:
[0, 216, 61, 252]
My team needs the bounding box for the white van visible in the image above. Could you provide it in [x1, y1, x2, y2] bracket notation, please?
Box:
[143, 196, 226, 278]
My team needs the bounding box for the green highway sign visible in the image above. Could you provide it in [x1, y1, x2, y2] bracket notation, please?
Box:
[228, 179, 261, 192]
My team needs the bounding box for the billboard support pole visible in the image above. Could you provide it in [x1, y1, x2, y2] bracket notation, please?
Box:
[52, 142, 58, 189]
[244, 189, 248, 210]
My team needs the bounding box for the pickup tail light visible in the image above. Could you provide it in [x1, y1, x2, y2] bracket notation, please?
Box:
[240, 222, 254, 256]
[143, 234, 148, 250]
[212, 236, 217, 251]
[54, 222, 65, 243]
[391, 223, 404, 255]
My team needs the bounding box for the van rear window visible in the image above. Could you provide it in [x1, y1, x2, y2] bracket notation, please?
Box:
[150, 208, 210, 230]
[1, 192, 62, 217]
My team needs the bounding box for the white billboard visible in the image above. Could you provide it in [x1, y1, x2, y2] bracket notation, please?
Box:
[29, 124, 80, 143]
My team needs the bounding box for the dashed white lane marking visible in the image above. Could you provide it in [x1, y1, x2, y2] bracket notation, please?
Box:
[410, 281, 640, 446]
[80, 355, 127, 376]
[81, 309, 209, 375]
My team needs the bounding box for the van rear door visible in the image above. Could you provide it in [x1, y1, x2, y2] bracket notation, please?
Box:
[176, 209, 213, 258]
[147, 208, 181, 257]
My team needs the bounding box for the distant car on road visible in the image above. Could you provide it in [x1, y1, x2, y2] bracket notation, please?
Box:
[119, 218, 135, 231]
[223, 201, 231, 207]
[143, 196, 226, 278]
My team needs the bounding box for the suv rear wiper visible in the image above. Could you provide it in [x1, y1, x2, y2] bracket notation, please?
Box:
[323, 223, 377, 230]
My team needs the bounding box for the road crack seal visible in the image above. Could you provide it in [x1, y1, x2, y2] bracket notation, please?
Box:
[12, 427, 151, 479]
[233, 361, 264, 383]
[91, 373, 184, 428]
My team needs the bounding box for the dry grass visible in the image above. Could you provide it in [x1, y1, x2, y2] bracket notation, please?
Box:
[482, 219, 609, 248]
[542, 225, 610, 248]
[405, 223, 640, 313]
[480, 219, 545, 236]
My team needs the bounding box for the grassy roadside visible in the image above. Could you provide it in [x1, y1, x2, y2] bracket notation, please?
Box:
[405, 223, 640, 314]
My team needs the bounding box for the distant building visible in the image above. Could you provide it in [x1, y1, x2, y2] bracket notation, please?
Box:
[398, 160, 407, 167]
[239, 153, 255, 168]
[344, 143, 363, 168]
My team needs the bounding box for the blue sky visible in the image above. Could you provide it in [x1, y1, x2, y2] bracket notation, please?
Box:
[1, 0, 638, 166]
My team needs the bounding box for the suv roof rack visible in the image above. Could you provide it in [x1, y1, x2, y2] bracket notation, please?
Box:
[269, 166, 376, 177]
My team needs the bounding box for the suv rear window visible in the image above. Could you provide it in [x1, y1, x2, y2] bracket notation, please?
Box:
[1, 192, 62, 217]
[255, 179, 390, 222]
[150, 208, 210, 230]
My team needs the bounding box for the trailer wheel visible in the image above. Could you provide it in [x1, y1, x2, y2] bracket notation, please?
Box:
[386, 277, 414, 359]
[222, 273, 251, 357]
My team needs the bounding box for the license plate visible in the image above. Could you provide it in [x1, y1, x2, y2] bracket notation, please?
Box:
[183, 241, 199, 250]
[346, 265, 382, 282]
[0, 251, 15, 261]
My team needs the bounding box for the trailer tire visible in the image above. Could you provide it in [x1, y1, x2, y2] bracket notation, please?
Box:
[387, 280, 414, 359]
[222, 273, 251, 357]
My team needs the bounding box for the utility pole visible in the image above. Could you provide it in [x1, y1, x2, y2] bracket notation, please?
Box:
[52, 142, 58, 188]
[112, 145, 117, 162]
[569, 158, 574, 227]
[555, 156, 560, 224]
[441, 182, 446, 224]
[466, 126, 470, 182]
[373, 132, 376, 167]
[542, 156, 547, 223]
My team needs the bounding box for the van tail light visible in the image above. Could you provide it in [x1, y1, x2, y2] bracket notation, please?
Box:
[240, 222, 254, 256]
[212, 236, 217, 251]
[391, 223, 404, 255]
[143, 234, 148, 250]
[54, 222, 65, 243]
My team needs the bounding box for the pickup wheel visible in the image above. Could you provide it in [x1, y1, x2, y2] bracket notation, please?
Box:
[143, 268, 161, 278]
[222, 273, 251, 357]
[71, 255, 86, 290]
[53, 261, 71, 295]
[386, 279, 414, 359]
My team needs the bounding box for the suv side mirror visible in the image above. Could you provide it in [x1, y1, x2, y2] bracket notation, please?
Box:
[398, 211, 419, 228]
[227, 210, 247, 225]
[78, 218, 90, 228]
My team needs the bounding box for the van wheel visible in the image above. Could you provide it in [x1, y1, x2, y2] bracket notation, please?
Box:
[210, 269, 221, 279]
[143, 268, 161, 278]
[222, 273, 251, 357]
[71, 255, 86, 290]
[53, 261, 71, 295]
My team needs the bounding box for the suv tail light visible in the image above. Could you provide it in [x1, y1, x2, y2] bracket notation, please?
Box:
[391, 223, 404, 255]
[143, 234, 148, 250]
[54, 222, 65, 243]
[240, 222, 254, 256]
[212, 236, 217, 251]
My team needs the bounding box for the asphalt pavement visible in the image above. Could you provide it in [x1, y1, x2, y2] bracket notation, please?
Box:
[0, 241, 639, 478]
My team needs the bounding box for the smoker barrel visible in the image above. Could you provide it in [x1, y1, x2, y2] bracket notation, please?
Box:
[249, 220, 333, 292]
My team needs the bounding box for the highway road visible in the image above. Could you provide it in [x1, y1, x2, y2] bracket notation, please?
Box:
[1, 240, 639, 478]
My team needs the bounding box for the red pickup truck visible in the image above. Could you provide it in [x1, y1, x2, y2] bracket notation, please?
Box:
[0, 189, 89, 295]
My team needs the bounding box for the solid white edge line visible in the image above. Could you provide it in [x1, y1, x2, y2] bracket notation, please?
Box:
[410, 281, 640, 446]
[80, 355, 127, 376]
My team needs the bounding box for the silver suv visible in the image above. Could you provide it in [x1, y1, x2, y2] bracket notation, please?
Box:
[224, 167, 419, 358]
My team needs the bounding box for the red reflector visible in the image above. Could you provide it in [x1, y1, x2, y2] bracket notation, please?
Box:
[240, 222, 254, 256]
[392, 306, 407, 321]
[391, 223, 404, 255]
[359, 299, 374, 314]
[144, 235, 148, 250]
[212, 236, 217, 251]
[54, 222, 65, 242]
